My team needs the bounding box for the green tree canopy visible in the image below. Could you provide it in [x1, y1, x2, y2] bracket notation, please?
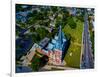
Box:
[67, 17, 77, 29]
[36, 28, 49, 40]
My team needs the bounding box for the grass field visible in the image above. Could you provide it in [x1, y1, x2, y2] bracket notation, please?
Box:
[63, 17, 83, 68]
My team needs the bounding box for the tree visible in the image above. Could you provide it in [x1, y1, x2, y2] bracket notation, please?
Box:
[36, 28, 49, 40]
[16, 4, 23, 12]
[76, 16, 84, 22]
[31, 54, 40, 71]
[31, 33, 40, 43]
[51, 6, 58, 13]
[26, 16, 37, 25]
[67, 17, 77, 29]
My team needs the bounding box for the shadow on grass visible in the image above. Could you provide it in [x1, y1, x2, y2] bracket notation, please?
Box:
[62, 38, 71, 61]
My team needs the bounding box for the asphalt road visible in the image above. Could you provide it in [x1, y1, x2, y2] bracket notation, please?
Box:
[81, 10, 94, 69]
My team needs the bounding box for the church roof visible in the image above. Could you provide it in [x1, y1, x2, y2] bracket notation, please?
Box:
[47, 25, 67, 51]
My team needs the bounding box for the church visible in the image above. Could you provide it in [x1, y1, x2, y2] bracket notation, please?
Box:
[41, 25, 68, 65]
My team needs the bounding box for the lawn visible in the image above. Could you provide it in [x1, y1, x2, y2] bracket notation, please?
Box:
[63, 17, 83, 68]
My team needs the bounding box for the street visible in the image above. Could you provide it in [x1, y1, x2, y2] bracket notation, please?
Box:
[81, 9, 94, 69]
